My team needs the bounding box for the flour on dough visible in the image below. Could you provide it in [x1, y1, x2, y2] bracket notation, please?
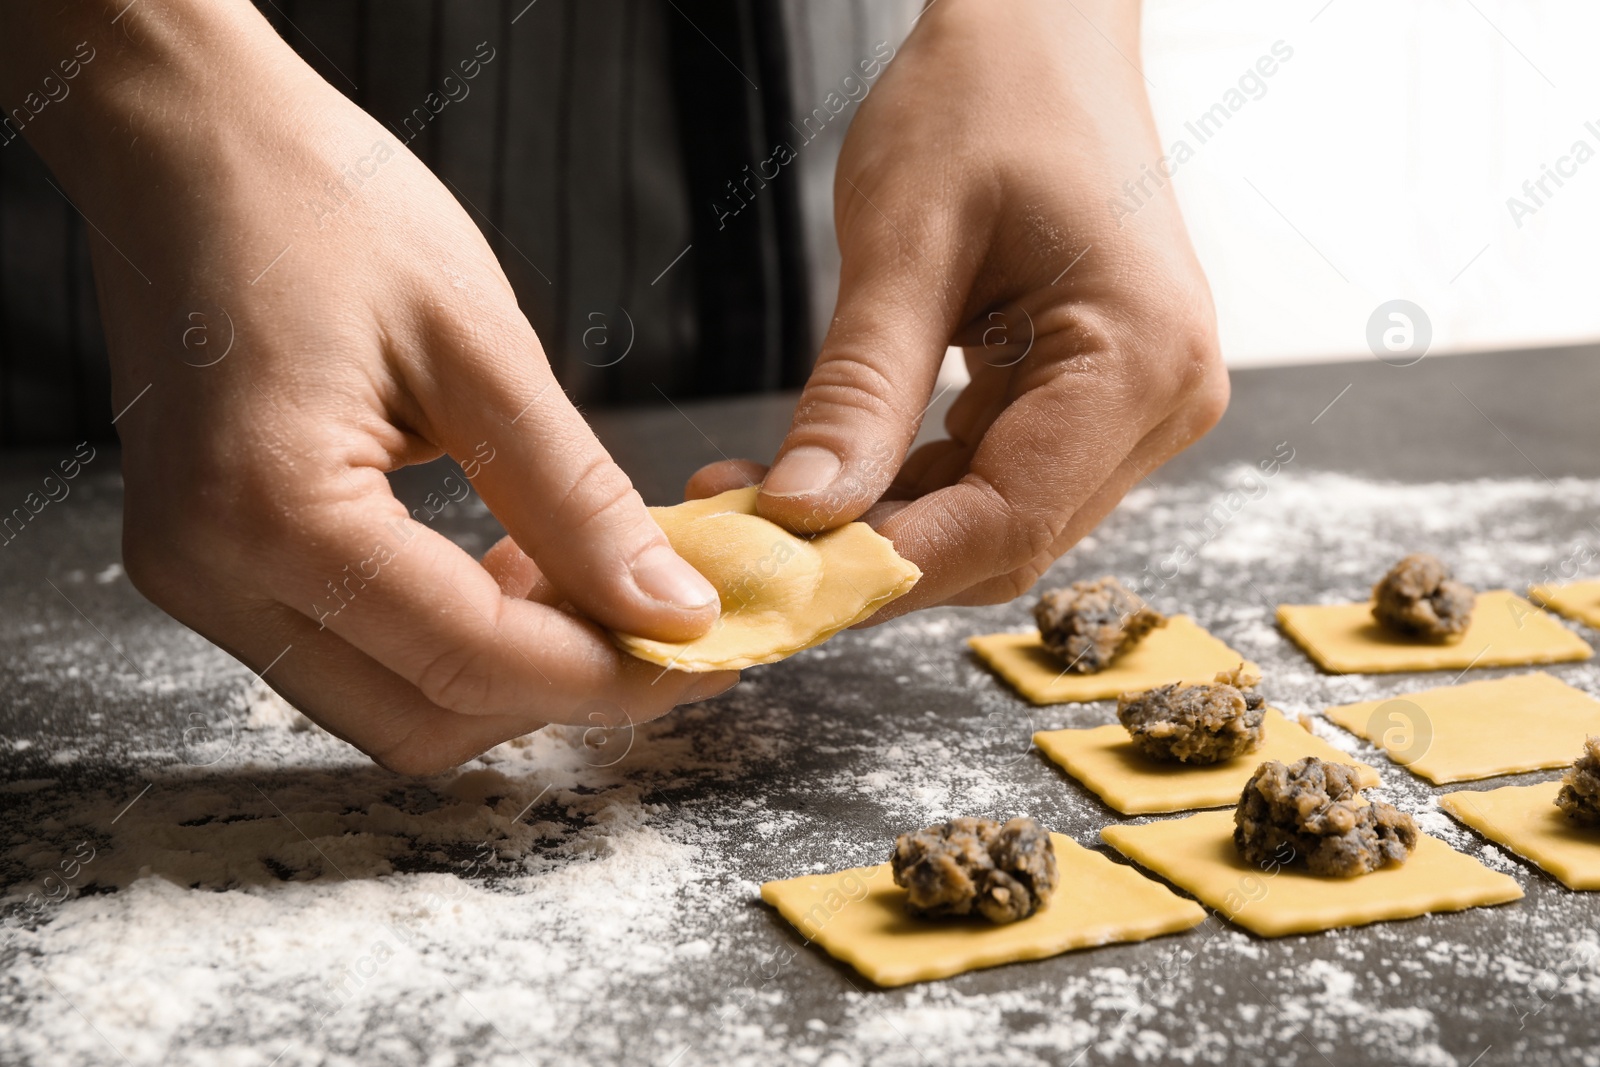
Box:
[761, 832, 1203, 987]
[1102, 810, 1522, 938]
[611, 487, 920, 671]
[1441, 783, 1600, 891]
[1326, 672, 1600, 784]
[969, 617, 1256, 705]
[1034, 709, 1380, 815]
[1277, 590, 1590, 674]
[1531, 580, 1600, 630]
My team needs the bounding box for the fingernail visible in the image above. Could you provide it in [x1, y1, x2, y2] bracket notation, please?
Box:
[683, 672, 740, 704]
[631, 544, 719, 610]
[763, 446, 841, 497]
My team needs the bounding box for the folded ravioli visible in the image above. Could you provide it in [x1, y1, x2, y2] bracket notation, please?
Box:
[611, 487, 921, 671]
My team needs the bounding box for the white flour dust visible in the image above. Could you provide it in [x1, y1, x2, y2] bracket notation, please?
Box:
[5, 469, 1600, 1066]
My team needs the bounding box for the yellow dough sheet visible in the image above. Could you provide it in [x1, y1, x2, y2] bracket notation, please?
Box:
[1276, 590, 1591, 675]
[1326, 672, 1600, 784]
[611, 487, 921, 671]
[1530, 580, 1600, 631]
[1034, 709, 1381, 815]
[968, 616, 1256, 705]
[1441, 783, 1600, 891]
[760, 833, 1204, 987]
[1101, 809, 1523, 938]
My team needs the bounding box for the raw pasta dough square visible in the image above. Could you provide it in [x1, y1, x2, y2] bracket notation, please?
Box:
[1325, 672, 1600, 784]
[1101, 810, 1523, 937]
[760, 833, 1204, 987]
[968, 616, 1256, 705]
[1441, 783, 1600, 890]
[1530, 581, 1600, 630]
[1276, 590, 1591, 675]
[1034, 709, 1381, 815]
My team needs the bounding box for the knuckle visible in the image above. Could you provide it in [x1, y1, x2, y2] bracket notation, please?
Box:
[1002, 556, 1055, 601]
[414, 642, 495, 715]
[1018, 512, 1061, 568]
[1184, 340, 1231, 436]
[974, 573, 1037, 607]
[985, 503, 1057, 573]
[1155, 286, 1227, 416]
[551, 457, 643, 539]
[999, 514, 1062, 580]
[994, 496, 1060, 573]
[799, 355, 903, 428]
[958, 476, 1059, 577]
[955, 561, 1052, 609]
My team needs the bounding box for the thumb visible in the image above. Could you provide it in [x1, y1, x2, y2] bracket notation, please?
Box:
[428, 359, 720, 644]
[757, 215, 963, 534]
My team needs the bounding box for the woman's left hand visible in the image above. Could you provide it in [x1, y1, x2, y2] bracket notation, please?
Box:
[690, 0, 1229, 620]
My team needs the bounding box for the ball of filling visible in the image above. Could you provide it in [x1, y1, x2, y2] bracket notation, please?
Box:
[1234, 757, 1418, 877]
[1034, 577, 1166, 673]
[1371, 554, 1475, 639]
[1119, 665, 1266, 764]
[1555, 736, 1600, 827]
[889, 817, 1059, 923]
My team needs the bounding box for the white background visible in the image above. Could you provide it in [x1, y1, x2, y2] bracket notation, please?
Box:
[1144, 0, 1600, 366]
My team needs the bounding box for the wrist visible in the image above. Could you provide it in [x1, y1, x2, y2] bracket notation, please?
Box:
[898, 0, 1156, 163]
[920, 0, 1141, 56]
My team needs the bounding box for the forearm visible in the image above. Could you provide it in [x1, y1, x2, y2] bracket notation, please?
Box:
[0, 1, 320, 210]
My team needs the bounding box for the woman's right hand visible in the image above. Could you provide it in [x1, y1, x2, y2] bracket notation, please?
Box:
[9, 0, 735, 773]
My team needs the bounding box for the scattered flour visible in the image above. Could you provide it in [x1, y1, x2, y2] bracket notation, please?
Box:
[5, 469, 1600, 1065]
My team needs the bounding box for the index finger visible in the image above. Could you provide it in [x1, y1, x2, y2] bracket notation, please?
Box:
[875, 328, 1217, 614]
[271, 473, 736, 725]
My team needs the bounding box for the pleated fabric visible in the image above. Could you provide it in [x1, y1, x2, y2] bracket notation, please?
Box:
[0, 0, 918, 444]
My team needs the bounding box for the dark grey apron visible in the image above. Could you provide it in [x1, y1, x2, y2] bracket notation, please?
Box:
[0, 0, 916, 444]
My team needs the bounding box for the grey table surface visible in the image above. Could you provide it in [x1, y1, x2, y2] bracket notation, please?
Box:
[3, 344, 1600, 1066]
